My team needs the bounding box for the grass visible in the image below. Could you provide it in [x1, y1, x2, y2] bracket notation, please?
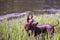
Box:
[0, 13, 60, 40]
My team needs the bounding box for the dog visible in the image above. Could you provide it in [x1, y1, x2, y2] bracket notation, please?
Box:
[25, 16, 59, 38]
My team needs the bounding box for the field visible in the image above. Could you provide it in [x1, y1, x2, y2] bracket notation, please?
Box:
[0, 13, 60, 40]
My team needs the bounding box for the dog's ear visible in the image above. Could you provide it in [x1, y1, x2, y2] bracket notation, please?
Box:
[27, 15, 29, 19]
[27, 15, 30, 22]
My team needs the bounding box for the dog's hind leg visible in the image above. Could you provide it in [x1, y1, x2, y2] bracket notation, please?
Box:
[48, 28, 54, 40]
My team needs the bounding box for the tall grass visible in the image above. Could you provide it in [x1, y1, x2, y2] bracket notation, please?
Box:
[0, 14, 60, 40]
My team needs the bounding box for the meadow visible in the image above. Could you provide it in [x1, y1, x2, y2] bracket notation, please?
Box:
[0, 13, 60, 40]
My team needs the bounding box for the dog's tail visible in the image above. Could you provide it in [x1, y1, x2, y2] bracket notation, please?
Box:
[53, 20, 59, 27]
